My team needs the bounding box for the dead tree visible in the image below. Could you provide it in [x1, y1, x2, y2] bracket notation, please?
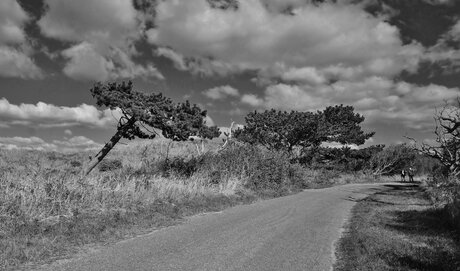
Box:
[411, 100, 460, 177]
[84, 81, 220, 175]
[369, 144, 415, 176]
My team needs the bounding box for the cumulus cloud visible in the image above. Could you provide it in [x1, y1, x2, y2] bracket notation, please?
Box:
[423, 19, 460, 74]
[280, 66, 326, 85]
[0, 98, 119, 128]
[0, 0, 43, 79]
[0, 0, 29, 44]
[0, 46, 43, 79]
[61, 42, 163, 81]
[148, 0, 422, 81]
[38, 0, 162, 81]
[241, 94, 264, 107]
[0, 135, 101, 152]
[241, 77, 459, 131]
[52, 136, 101, 150]
[203, 85, 240, 100]
[156, 47, 188, 70]
[155, 47, 240, 76]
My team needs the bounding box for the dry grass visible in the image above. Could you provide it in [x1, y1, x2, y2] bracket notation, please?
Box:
[334, 183, 460, 271]
[0, 140, 249, 270]
[0, 139, 303, 270]
[1, 139, 391, 270]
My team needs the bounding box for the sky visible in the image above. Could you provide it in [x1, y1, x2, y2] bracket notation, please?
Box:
[1, 0, 460, 152]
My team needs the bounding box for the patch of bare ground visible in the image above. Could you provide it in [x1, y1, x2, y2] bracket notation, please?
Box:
[334, 183, 460, 271]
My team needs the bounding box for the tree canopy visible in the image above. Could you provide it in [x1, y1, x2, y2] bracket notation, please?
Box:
[234, 105, 374, 154]
[85, 81, 220, 174]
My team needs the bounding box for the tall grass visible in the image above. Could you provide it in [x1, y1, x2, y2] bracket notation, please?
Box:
[0, 139, 307, 269]
[0, 139, 386, 269]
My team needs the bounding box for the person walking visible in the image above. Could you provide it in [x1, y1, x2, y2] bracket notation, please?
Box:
[408, 167, 415, 182]
[400, 169, 406, 182]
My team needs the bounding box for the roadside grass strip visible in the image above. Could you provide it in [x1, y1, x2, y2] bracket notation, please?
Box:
[334, 184, 460, 271]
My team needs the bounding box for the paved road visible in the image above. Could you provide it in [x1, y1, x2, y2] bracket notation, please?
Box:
[44, 183, 394, 271]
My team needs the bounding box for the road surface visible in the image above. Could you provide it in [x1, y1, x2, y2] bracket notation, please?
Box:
[42, 183, 394, 271]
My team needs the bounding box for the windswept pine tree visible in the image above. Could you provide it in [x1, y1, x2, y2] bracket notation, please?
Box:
[234, 105, 374, 155]
[84, 81, 220, 175]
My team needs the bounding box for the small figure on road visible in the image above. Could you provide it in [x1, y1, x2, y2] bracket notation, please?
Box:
[407, 167, 415, 182]
[400, 169, 406, 182]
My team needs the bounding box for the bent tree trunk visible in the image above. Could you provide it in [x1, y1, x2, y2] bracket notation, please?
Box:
[84, 117, 136, 175]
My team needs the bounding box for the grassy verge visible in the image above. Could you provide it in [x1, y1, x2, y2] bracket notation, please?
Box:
[334, 183, 460, 271]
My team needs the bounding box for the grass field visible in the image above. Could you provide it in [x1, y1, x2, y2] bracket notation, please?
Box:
[0, 138, 397, 270]
[334, 183, 460, 271]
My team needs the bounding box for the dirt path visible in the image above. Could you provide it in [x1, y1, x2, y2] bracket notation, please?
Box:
[39, 183, 394, 271]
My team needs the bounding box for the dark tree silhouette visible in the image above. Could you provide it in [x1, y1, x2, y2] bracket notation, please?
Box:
[234, 110, 320, 153]
[234, 105, 374, 155]
[318, 105, 374, 145]
[84, 81, 220, 175]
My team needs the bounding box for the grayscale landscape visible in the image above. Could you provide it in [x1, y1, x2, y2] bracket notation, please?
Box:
[1, 0, 459, 270]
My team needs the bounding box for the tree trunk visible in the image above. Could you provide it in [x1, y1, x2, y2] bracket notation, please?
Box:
[84, 117, 136, 175]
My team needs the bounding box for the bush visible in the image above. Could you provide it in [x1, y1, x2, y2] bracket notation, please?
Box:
[98, 159, 123, 172]
[195, 144, 308, 194]
[157, 156, 205, 177]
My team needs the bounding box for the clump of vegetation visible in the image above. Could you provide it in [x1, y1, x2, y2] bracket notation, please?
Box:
[98, 158, 123, 172]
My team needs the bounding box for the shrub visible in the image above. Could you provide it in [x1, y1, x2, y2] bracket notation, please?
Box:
[195, 144, 308, 194]
[70, 160, 82, 167]
[158, 156, 205, 177]
[98, 159, 123, 172]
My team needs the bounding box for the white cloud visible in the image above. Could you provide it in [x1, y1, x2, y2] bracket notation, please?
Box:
[322, 141, 359, 150]
[240, 77, 459, 131]
[148, 0, 422, 80]
[280, 66, 326, 85]
[203, 85, 240, 100]
[204, 115, 215, 126]
[0, 0, 29, 44]
[241, 83, 324, 111]
[423, 19, 460, 74]
[0, 46, 43, 79]
[61, 42, 163, 82]
[61, 42, 112, 81]
[38, 0, 162, 81]
[38, 0, 138, 45]
[155, 47, 240, 76]
[52, 136, 101, 150]
[0, 0, 43, 79]
[0, 98, 119, 128]
[241, 94, 264, 107]
[64, 129, 72, 136]
[0, 136, 101, 152]
[156, 47, 188, 70]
